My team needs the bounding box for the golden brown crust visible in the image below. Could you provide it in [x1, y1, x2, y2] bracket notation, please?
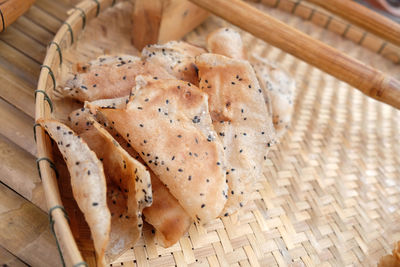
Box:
[378, 241, 400, 267]
[143, 172, 193, 247]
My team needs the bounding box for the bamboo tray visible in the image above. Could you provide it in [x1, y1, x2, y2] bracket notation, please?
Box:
[35, 0, 400, 266]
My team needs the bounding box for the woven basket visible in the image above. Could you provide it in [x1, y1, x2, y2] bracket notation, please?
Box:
[35, 0, 400, 266]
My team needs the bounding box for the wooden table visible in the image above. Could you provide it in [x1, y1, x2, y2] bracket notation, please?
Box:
[0, 1, 75, 266]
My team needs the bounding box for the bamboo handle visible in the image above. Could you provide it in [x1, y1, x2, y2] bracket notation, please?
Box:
[0, 0, 35, 32]
[305, 0, 400, 47]
[189, 0, 400, 109]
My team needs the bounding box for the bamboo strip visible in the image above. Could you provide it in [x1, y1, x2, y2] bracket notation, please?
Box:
[0, 134, 46, 211]
[11, 16, 53, 46]
[0, 41, 40, 84]
[190, 0, 400, 109]
[305, 0, 400, 47]
[0, 25, 46, 63]
[0, 183, 60, 267]
[247, 0, 400, 65]
[24, 5, 62, 34]
[0, 246, 28, 267]
[0, 98, 36, 156]
[0, 0, 35, 32]
[0, 64, 35, 117]
[35, 0, 72, 21]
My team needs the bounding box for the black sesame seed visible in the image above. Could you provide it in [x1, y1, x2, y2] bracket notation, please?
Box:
[92, 202, 98, 206]
[88, 170, 91, 175]
[178, 168, 183, 172]
[201, 204, 205, 208]
[75, 161, 80, 165]
[192, 116, 200, 123]
[188, 176, 192, 181]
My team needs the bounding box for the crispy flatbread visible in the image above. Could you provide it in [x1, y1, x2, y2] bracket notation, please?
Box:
[207, 28, 247, 60]
[98, 77, 228, 223]
[69, 110, 152, 261]
[80, 120, 152, 261]
[206, 27, 295, 137]
[61, 55, 173, 102]
[196, 53, 276, 215]
[38, 119, 110, 266]
[378, 241, 400, 267]
[68, 97, 128, 133]
[251, 56, 295, 137]
[85, 99, 194, 247]
[143, 171, 193, 247]
[141, 41, 205, 85]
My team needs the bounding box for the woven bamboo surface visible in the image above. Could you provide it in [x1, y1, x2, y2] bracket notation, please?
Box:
[0, 0, 398, 266]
